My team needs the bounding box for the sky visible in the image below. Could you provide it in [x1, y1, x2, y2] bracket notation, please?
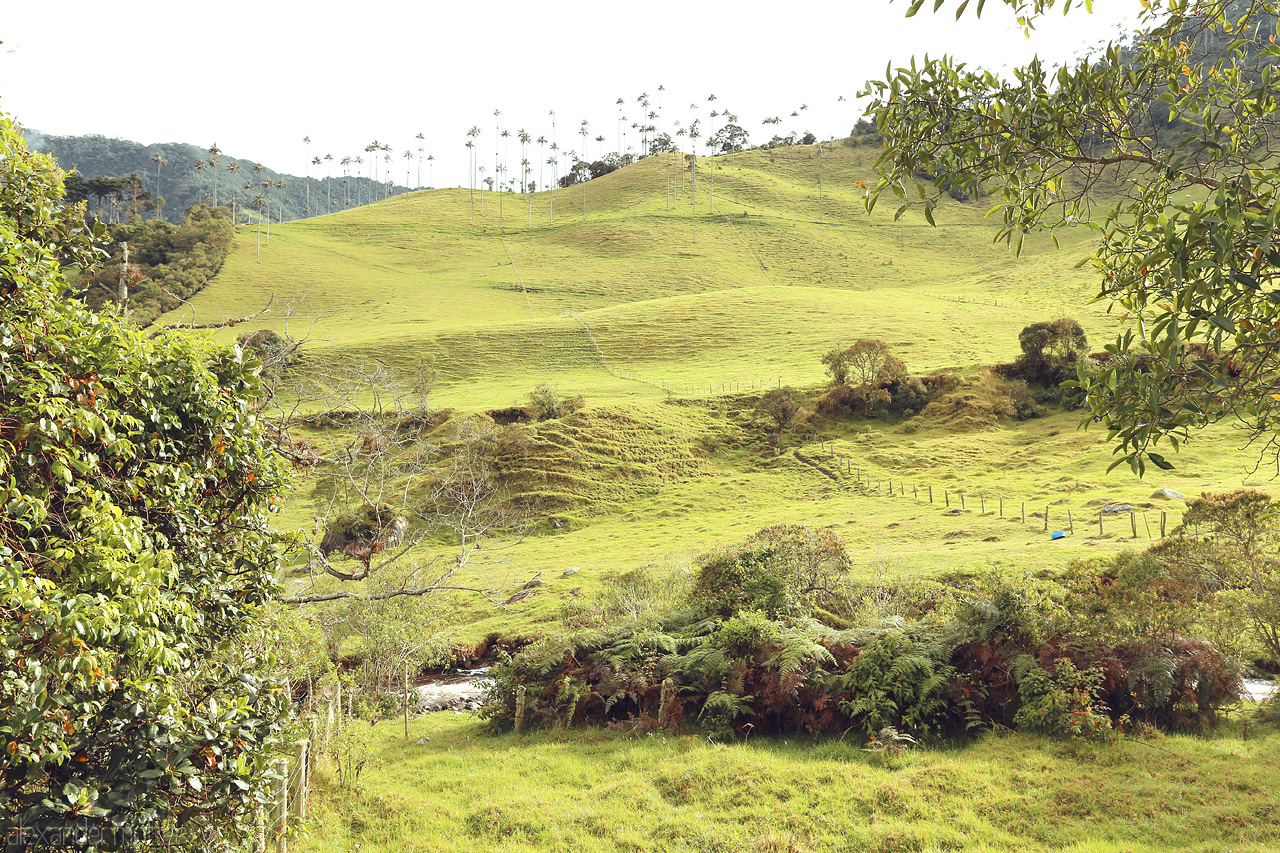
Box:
[0, 0, 1146, 190]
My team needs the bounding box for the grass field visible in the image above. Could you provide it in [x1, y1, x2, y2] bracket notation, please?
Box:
[297, 712, 1280, 853]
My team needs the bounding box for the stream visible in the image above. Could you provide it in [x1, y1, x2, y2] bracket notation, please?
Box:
[414, 667, 491, 712]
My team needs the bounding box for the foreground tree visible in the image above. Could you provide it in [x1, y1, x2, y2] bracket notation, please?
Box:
[867, 0, 1280, 473]
[0, 115, 289, 848]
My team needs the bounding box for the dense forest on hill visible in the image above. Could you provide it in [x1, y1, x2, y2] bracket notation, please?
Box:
[19, 128, 409, 223]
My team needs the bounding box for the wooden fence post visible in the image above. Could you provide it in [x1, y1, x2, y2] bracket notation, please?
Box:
[658, 677, 674, 728]
[999, 497, 1003, 517]
[1161, 511, 1167, 537]
[1099, 511, 1104, 535]
[1068, 509, 1074, 534]
[1143, 513, 1152, 539]
[290, 740, 309, 822]
[307, 720, 318, 775]
[1021, 502, 1026, 523]
[945, 491, 950, 507]
[1044, 507, 1049, 532]
[961, 493, 966, 511]
[929, 485, 933, 503]
[980, 496, 985, 514]
[913, 485, 918, 500]
[515, 685, 527, 736]
[1131, 512, 1138, 538]
[273, 758, 288, 853]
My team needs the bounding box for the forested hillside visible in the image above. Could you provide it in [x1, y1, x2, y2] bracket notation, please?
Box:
[19, 128, 408, 223]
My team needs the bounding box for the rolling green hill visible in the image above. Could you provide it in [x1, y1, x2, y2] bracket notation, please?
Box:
[167, 140, 1269, 639]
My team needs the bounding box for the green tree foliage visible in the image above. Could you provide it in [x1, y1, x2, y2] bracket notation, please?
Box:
[690, 525, 852, 619]
[0, 115, 289, 848]
[527, 382, 585, 422]
[866, 0, 1280, 473]
[81, 206, 234, 326]
[1011, 318, 1089, 387]
[820, 339, 923, 417]
[1152, 489, 1280, 665]
[755, 386, 803, 433]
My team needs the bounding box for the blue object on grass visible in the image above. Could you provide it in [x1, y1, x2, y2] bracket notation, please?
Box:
[1050, 531, 1066, 540]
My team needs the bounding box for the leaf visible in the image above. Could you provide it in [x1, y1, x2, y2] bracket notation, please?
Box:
[1147, 452, 1175, 471]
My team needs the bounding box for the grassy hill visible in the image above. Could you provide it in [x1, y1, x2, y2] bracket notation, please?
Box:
[167, 140, 1269, 640]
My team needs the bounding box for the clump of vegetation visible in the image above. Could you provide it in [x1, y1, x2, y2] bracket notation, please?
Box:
[818, 339, 931, 419]
[79, 205, 235, 326]
[319, 504, 408, 565]
[0, 116, 288, 846]
[482, 523, 1241, 741]
[527, 382, 585, 421]
[996, 318, 1091, 408]
[755, 386, 804, 438]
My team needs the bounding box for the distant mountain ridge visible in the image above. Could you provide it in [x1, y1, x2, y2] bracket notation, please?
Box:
[20, 128, 411, 223]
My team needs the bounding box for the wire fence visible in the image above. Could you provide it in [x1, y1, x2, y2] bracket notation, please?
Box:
[795, 438, 1178, 541]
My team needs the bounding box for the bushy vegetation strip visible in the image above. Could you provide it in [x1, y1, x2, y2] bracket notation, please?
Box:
[483, 514, 1265, 742]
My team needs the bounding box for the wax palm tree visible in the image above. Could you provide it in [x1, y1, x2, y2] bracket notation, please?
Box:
[303, 136, 312, 215]
[324, 154, 334, 211]
[341, 156, 352, 207]
[616, 97, 625, 155]
[536, 135, 546, 191]
[547, 156, 557, 223]
[415, 133, 424, 188]
[227, 160, 242, 223]
[382, 151, 392, 199]
[253, 193, 266, 261]
[207, 143, 221, 208]
[403, 150, 413, 192]
[493, 109, 502, 186]
[579, 119, 590, 219]
[150, 151, 166, 220]
[193, 159, 208, 205]
[466, 126, 481, 221]
[354, 156, 364, 204]
[523, 158, 532, 226]
[426, 154, 434, 189]
[517, 129, 531, 206]
[478, 165, 486, 214]
[636, 93, 649, 153]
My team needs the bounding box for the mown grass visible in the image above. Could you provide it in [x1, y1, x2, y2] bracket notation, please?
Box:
[297, 712, 1280, 853]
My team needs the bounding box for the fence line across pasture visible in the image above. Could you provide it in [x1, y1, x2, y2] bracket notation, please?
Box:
[794, 437, 1176, 543]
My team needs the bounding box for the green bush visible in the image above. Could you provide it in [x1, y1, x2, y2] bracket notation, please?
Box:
[0, 115, 289, 848]
[528, 382, 585, 421]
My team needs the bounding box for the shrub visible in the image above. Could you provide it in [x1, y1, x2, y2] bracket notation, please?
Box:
[756, 386, 804, 432]
[319, 504, 408, 564]
[712, 610, 782, 657]
[528, 382, 585, 421]
[0, 116, 289, 847]
[691, 526, 852, 619]
[1012, 656, 1117, 741]
[1001, 318, 1088, 388]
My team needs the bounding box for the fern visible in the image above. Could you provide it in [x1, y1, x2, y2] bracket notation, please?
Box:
[766, 631, 835, 676]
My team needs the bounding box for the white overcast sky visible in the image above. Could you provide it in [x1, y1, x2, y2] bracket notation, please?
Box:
[1, 0, 1144, 189]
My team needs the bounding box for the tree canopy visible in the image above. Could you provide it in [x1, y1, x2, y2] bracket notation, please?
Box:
[0, 114, 289, 848]
[867, 0, 1280, 473]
